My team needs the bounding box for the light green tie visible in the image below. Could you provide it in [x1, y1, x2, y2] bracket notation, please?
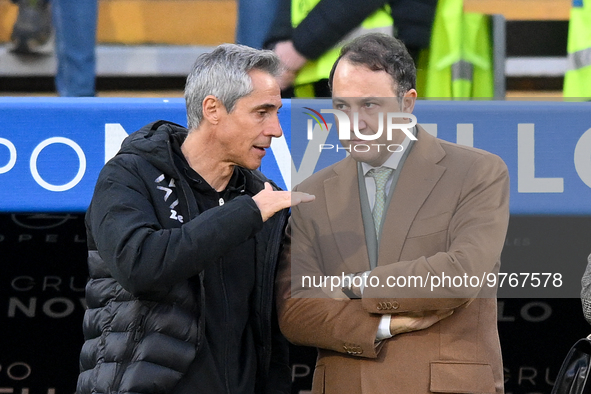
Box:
[368, 167, 393, 236]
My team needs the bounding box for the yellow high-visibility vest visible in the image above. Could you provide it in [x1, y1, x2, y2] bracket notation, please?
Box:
[291, 0, 393, 97]
[564, 0, 591, 98]
[422, 0, 493, 98]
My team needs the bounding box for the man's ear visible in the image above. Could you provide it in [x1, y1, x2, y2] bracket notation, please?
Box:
[402, 89, 417, 114]
[202, 95, 223, 125]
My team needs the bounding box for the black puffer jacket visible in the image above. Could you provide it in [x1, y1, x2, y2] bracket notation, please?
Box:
[77, 121, 290, 394]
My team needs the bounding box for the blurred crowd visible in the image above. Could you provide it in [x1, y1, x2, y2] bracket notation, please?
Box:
[7, 0, 589, 98]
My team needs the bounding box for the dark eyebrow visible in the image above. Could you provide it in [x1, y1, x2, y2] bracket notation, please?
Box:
[360, 97, 384, 103]
[254, 103, 281, 111]
[332, 97, 383, 106]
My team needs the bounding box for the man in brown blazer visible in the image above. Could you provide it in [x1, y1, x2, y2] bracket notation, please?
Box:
[276, 33, 510, 394]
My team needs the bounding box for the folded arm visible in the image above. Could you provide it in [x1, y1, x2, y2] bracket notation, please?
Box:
[362, 153, 510, 313]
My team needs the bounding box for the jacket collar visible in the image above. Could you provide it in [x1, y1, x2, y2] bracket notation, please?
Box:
[119, 120, 275, 195]
[324, 126, 446, 273]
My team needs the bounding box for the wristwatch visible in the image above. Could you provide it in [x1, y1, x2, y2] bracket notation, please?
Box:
[342, 273, 361, 299]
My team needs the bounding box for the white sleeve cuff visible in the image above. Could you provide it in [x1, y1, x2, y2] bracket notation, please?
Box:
[376, 314, 393, 341]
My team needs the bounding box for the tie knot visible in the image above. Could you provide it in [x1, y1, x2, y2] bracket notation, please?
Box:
[368, 167, 393, 186]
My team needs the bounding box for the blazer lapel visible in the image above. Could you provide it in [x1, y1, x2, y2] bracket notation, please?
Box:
[324, 156, 372, 274]
[378, 127, 447, 265]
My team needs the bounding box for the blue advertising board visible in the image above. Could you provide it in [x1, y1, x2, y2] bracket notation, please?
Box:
[0, 97, 590, 214]
[269, 99, 591, 215]
[0, 98, 187, 212]
[1, 99, 591, 394]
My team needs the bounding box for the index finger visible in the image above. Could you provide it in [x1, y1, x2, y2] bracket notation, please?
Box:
[291, 191, 315, 206]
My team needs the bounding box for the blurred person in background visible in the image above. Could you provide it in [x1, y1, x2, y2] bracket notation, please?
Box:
[264, 0, 437, 97]
[581, 254, 591, 324]
[236, 0, 280, 49]
[9, 0, 97, 96]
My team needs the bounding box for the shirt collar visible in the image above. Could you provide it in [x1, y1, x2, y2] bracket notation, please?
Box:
[361, 126, 416, 175]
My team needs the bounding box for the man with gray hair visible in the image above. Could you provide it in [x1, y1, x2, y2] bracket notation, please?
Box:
[77, 43, 314, 394]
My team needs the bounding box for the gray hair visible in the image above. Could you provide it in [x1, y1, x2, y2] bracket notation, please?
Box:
[184, 43, 281, 130]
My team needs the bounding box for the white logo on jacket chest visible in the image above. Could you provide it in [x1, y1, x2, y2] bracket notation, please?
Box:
[155, 174, 184, 223]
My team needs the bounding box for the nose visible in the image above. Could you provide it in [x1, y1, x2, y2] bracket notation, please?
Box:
[350, 113, 367, 132]
[266, 114, 283, 138]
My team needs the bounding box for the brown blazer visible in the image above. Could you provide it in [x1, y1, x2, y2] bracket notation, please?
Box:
[276, 128, 510, 394]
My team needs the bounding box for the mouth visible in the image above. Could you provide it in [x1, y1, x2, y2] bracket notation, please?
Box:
[348, 139, 367, 145]
[253, 145, 268, 155]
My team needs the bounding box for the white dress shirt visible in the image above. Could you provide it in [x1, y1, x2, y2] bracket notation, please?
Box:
[358, 133, 414, 341]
